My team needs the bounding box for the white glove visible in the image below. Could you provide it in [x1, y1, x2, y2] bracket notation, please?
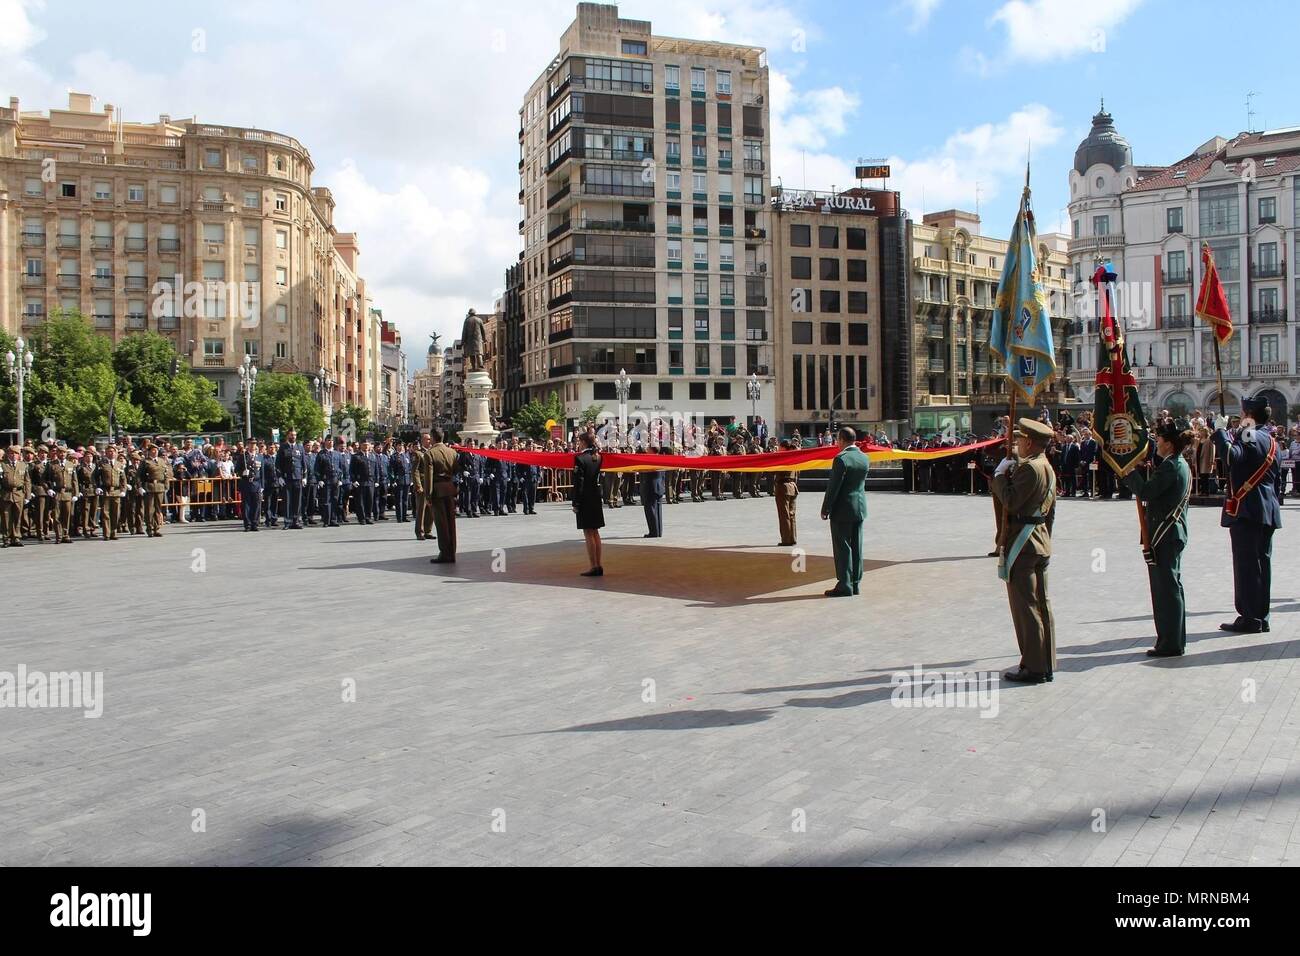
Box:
[47, 488, 55, 497]
[302, 478, 307, 486]
[126, 484, 132, 491]
[96, 488, 103, 495]
[1213, 414, 1229, 430]
[994, 457, 1015, 477]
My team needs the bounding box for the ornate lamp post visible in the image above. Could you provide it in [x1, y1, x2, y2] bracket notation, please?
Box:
[237, 354, 258, 440]
[615, 367, 631, 444]
[5, 337, 35, 446]
[315, 366, 333, 438]
[746, 371, 761, 430]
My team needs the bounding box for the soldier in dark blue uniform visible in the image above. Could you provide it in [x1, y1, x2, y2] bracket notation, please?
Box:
[260, 445, 280, 527]
[484, 453, 503, 516]
[505, 450, 519, 513]
[234, 441, 262, 531]
[350, 439, 374, 524]
[276, 429, 306, 529]
[640, 455, 666, 537]
[315, 440, 338, 527]
[304, 441, 319, 525]
[1213, 396, 1284, 634]
[457, 445, 473, 517]
[336, 440, 353, 523]
[518, 445, 539, 515]
[389, 443, 411, 522]
[373, 443, 390, 520]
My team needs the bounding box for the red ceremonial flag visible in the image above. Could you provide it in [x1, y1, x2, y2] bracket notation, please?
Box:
[1195, 242, 1233, 345]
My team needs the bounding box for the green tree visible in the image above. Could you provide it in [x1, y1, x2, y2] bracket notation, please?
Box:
[511, 391, 564, 441]
[246, 371, 325, 440]
[331, 403, 371, 440]
[578, 403, 605, 429]
[112, 333, 226, 433]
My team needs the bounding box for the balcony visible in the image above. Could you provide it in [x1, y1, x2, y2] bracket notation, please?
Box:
[158, 238, 180, 252]
[743, 158, 764, 172]
[22, 231, 45, 247]
[1247, 360, 1289, 377]
[22, 309, 45, 326]
[1250, 309, 1286, 325]
[203, 355, 225, 367]
[1162, 270, 1190, 285]
[746, 295, 768, 307]
[579, 182, 654, 199]
[1068, 234, 1125, 255]
[1154, 366, 1193, 380]
[547, 218, 571, 241]
[57, 273, 81, 288]
[90, 236, 115, 251]
[57, 234, 81, 249]
[928, 358, 946, 373]
[127, 313, 147, 330]
[1250, 263, 1283, 279]
[93, 313, 114, 329]
[575, 218, 653, 234]
[92, 275, 114, 290]
[21, 273, 44, 286]
[1164, 314, 1193, 329]
[124, 237, 147, 252]
[926, 323, 946, 338]
[546, 182, 571, 208]
[124, 276, 148, 291]
[973, 361, 990, 374]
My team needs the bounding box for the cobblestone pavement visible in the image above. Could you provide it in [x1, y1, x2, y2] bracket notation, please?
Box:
[1, 492, 1297, 866]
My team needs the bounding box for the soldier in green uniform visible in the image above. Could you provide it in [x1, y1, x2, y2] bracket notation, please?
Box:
[140, 445, 171, 537]
[1, 444, 31, 547]
[1123, 419, 1193, 657]
[20, 446, 41, 540]
[97, 445, 130, 541]
[992, 417, 1057, 684]
[75, 448, 100, 537]
[820, 427, 870, 597]
[48, 446, 79, 544]
[411, 433, 433, 541]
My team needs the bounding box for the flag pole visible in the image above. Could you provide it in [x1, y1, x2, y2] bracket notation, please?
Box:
[1213, 337, 1225, 417]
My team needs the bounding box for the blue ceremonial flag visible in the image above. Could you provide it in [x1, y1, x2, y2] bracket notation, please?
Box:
[988, 169, 1056, 404]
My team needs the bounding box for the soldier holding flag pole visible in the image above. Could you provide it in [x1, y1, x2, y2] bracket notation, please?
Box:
[988, 165, 1059, 684]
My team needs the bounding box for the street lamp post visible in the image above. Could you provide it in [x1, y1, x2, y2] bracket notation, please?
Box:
[315, 366, 333, 439]
[5, 337, 35, 446]
[746, 372, 761, 431]
[237, 354, 258, 440]
[615, 367, 631, 444]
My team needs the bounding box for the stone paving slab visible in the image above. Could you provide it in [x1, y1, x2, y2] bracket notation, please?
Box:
[0, 492, 1297, 866]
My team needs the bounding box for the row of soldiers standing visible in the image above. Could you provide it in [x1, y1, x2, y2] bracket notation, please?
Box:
[452, 438, 541, 518]
[1, 442, 172, 545]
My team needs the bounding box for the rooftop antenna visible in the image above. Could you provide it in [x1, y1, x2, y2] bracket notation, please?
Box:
[975, 181, 982, 219]
[1247, 91, 1260, 133]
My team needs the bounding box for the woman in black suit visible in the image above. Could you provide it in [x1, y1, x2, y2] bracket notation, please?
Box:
[571, 432, 605, 576]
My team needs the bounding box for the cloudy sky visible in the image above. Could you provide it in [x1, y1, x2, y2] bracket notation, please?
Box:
[4, 0, 1297, 371]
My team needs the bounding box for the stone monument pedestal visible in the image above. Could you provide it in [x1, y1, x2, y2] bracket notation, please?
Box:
[459, 369, 499, 445]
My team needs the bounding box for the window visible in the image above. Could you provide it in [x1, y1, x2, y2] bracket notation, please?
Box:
[720, 275, 734, 299]
[659, 382, 673, 400]
[819, 258, 840, 281]
[694, 344, 709, 370]
[667, 237, 682, 261]
[820, 290, 841, 313]
[743, 176, 763, 204]
[666, 170, 681, 192]
[719, 241, 734, 265]
[244, 225, 259, 246]
[692, 172, 706, 194]
[24, 178, 41, 197]
[790, 256, 812, 279]
[818, 226, 839, 249]
[1259, 196, 1277, 223]
[244, 340, 260, 358]
[1169, 339, 1187, 366]
[203, 186, 221, 202]
[689, 381, 706, 400]
[791, 321, 813, 344]
[668, 309, 683, 335]
[665, 65, 679, 90]
[690, 68, 705, 93]
[1168, 294, 1186, 318]
[203, 261, 225, 280]
[1092, 215, 1109, 236]
[243, 154, 258, 171]
[203, 339, 224, 359]
[274, 193, 287, 212]
[244, 263, 258, 283]
[1072, 219, 1081, 239]
[127, 184, 144, 202]
[94, 181, 111, 200]
[1166, 207, 1183, 233]
[721, 310, 735, 336]
[1199, 185, 1238, 235]
[244, 190, 260, 209]
[847, 259, 867, 282]
[821, 322, 841, 345]
[693, 239, 708, 264]
[1166, 250, 1186, 279]
[694, 276, 708, 298]
[25, 257, 41, 276]
[790, 224, 811, 247]
[621, 39, 647, 55]
[203, 223, 224, 243]
[61, 182, 77, 198]
[847, 291, 868, 314]
[205, 148, 222, 168]
[1258, 241, 1278, 272]
[276, 230, 288, 249]
[275, 267, 287, 285]
[694, 310, 709, 337]
[848, 323, 869, 345]
[275, 304, 288, 323]
[717, 71, 731, 95]
[275, 342, 288, 359]
[847, 227, 867, 251]
[714, 382, 731, 399]
[666, 134, 681, 160]
[160, 184, 178, 204]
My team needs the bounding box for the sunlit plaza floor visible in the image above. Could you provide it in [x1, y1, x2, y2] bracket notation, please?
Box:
[2, 490, 1298, 866]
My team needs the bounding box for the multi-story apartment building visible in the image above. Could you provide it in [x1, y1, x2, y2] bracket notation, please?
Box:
[910, 209, 1074, 436]
[770, 186, 912, 438]
[441, 342, 464, 427]
[519, 3, 775, 433]
[501, 262, 526, 418]
[378, 316, 408, 430]
[1065, 104, 1300, 421]
[0, 91, 384, 418]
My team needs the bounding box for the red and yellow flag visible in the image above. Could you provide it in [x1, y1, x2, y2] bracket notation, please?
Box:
[1195, 242, 1233, 345]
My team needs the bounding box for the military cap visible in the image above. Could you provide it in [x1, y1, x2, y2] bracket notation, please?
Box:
[1017, 417, 1054, 442]
[1243, 395, 1269, 417]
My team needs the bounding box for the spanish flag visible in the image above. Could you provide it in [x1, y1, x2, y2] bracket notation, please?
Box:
[1195, 242, 1233, 345]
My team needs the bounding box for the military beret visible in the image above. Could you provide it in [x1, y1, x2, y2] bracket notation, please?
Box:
[1243, 395, 1269, 417]
[1018, 417, 1054, 442]
[36, 445, 49, 453]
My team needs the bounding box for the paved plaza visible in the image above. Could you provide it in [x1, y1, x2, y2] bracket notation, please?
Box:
[2, 492, 1298, 867]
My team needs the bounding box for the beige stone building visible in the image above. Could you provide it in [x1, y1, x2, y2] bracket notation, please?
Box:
[770, 186, 912, 438]
[909, 209, 1075, 435]
[0, 92, 390, 419]
[412, 339, 444, 431]
[518, 2, 775, 432]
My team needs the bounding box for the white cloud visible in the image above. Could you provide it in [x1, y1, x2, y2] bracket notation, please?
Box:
[768, 68, 860, 191]
[990, 0, 1143, 64]
[884, 104, 1063, 218]
[901, 0, 942, 31]
[0, 0, 42, 56]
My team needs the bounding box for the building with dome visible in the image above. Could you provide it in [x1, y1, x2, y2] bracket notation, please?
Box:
[1065, 103, 1300, 421]
[412, 332, 445, 431]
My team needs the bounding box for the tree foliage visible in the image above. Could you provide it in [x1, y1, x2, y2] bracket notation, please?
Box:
[247, 371, 326, 440]
[511, 391, 564, 441]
